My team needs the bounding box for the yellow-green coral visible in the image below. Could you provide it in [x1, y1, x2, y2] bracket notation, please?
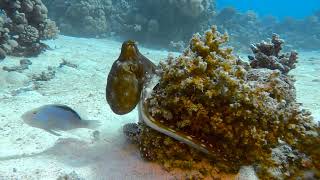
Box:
[137, 26, 320, 179]
[138, 123, 234, 178]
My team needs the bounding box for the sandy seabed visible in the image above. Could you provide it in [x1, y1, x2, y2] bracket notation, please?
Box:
[0, 36, 319, 180]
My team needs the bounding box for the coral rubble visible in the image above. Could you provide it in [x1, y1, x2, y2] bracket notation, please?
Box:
[59, 59, 78, 69]
[123, 27, 319, 179]
[2, 58, 32, 72]
[123, 122, 141, 144]
[57, 171, 85, 180]
[0, 0, 59, 59]
[32, 66, 56, 81]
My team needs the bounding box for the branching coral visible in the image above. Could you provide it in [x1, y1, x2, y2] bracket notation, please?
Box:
[249, 34, 298, 74]
[124, 26, 319, 179]
[0, 0, 59, 58]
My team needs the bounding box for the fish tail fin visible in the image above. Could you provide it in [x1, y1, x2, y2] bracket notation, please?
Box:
[82, 120, 101, 129]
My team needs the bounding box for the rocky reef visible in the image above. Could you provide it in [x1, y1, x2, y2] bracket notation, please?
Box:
[39, 1, 320, 51]
[274, 10, 320, 50]
[42, 0, 111, 37]
[124, 27, 320, 179]
[111, 0, 215, 48]
[214, 7, 320, 52]
[213, 7, 270, 53]
[42, 0, 215, 49]
[0, 0, 59, 60]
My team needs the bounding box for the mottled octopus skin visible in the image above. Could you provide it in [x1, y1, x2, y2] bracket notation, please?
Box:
[106, 40, 156, 115]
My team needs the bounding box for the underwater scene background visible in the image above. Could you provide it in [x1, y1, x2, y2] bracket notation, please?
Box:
[217, 0, 319, 19]
[0, 0, 319, 179]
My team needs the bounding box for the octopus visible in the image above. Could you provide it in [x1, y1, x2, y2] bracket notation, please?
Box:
[106, 40, 155, 115]
[106, 40, 214, 157]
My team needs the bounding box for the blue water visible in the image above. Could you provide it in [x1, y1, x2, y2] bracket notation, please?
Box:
[217, 0, 320, 19]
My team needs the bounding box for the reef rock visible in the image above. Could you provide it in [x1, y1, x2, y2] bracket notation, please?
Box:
[123, 26, 319, 179]
[0, 0, 59, 59]
[42, 0, 111, 37]
[213, 7, 269, 53]
[249, 34, 298, 74]
[42, 0, 215, 49]
[112, 0, 215, 48]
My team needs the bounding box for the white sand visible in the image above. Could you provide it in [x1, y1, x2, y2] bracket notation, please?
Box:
[291, 51, 320, 121]
[0, 36, 318, 179]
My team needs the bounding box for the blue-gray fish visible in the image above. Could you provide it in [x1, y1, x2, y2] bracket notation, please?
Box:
[21, 104, 100, 136]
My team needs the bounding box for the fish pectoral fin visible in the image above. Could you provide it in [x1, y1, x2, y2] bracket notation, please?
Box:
[45, 129, 61, 136]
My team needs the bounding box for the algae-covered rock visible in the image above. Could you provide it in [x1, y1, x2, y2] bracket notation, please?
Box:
[123, 26, 319, 179]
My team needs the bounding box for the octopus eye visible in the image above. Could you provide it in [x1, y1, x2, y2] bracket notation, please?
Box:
[129, 65, 137, 72]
